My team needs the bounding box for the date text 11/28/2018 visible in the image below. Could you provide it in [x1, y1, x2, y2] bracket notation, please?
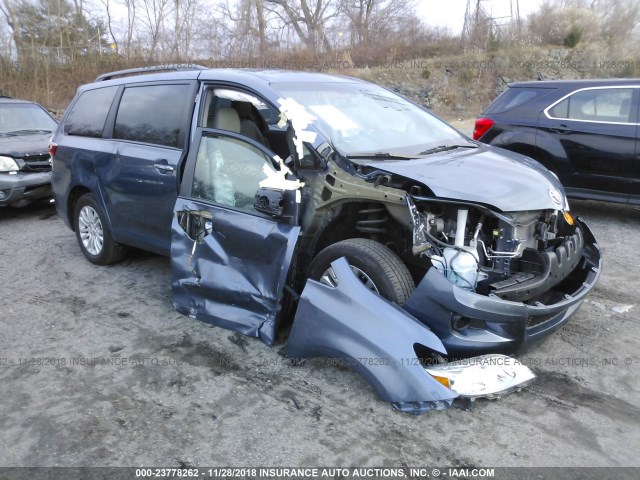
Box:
[134, 467, 496, 478]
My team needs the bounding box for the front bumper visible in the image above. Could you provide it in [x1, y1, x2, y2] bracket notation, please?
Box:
[0, 171, 52, 207]
[403, 218, 602, 356]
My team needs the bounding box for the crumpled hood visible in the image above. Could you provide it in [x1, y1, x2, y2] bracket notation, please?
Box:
[0, 133, 51, 158]
[359, 145, 568, 212]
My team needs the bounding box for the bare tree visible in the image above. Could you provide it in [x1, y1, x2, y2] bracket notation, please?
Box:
[70, 0, 89, 50]
[190, 9, 224, 62]
[343, 0, 372, 45]
[255, 0, 266, 55]
[0, 19, 13, 58]
[98, 0, 119, 53]
[122, 0, 136, 60]
[343, 0, 414, 45]
[171, 0, 194, 59]
[264, 0, 343, 53]
[139, 0, 169, 59]
[0, 0, 25, 60]
[599, 0, 640, 42]
[216, 0, 272, 58]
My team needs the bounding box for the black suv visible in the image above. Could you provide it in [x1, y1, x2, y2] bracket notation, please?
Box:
[474, 79, 639, 205]
[0, 96, 57, 207]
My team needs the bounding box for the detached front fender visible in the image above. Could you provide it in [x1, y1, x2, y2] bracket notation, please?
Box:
[286, 257, 457, 414]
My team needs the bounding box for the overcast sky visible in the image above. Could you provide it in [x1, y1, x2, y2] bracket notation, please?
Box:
[416, 0, 543, 34]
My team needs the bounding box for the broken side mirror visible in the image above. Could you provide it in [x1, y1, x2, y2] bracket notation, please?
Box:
[253, 187, 299, 224]
[254, 187, 284, 217]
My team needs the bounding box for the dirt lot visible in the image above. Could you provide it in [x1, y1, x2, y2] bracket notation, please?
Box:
[0, 197, 639, 469]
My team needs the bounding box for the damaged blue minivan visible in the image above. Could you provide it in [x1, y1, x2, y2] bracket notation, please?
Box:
[51, 66, 601, 412]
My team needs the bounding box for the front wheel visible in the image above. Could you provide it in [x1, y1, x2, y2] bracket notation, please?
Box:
[74, 193, 126, 265]
[308, 238, 415, 305]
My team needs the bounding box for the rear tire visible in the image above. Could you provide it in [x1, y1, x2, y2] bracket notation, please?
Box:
[308, 238, 415, 305]
[74, 193, 126, 265]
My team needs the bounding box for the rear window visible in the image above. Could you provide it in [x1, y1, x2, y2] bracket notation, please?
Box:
[114, 84, 190, 147]
[64, 86, 118, 137]
[484, 87, 551, 114]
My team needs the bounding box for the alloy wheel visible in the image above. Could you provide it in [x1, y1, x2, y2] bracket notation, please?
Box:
[78, 206, 104, 256]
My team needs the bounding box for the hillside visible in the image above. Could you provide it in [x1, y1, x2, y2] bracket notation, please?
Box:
[337, 44, 640, 122]
[1, 43, 638, 123]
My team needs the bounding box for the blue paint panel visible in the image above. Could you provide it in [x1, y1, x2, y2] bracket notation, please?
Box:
[171, 197, 300, 345]
[287, 257, 457, 414]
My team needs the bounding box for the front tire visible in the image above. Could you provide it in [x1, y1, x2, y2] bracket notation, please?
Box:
[308, 238, 415, 305]
[74, 193, 126, 265]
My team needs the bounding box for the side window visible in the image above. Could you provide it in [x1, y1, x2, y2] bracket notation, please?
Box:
[192, 135, 276, 212]
[198, 87, 322, 170]
[200, 88, 272, 148]
[64, 86, 118, 137]
[256, 103, 283, 127]
[548, 88, 634, 123]
[114, 84, 190, 147]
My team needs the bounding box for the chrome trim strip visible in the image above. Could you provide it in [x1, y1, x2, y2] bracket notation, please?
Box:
[543, 85, 640, 126]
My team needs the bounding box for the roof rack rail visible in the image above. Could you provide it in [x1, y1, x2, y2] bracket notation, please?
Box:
[0, 94, 13, 98]
[95, 63, 208, 82]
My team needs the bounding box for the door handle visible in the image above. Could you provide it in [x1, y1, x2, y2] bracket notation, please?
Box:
[551, 124, 571, 135]
[154, 163, 175, 173]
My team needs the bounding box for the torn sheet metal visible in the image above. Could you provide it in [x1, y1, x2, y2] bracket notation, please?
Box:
[171, 197, 300, 345]
[406, 195, 432, 254]
[277, 97, 318, 158]
[286, 257, 458, 414]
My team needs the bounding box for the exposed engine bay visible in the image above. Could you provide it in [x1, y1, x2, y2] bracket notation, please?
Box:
[405, 196, 585, 304]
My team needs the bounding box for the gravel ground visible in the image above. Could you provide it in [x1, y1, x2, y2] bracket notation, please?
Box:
[0, 198, 638, 469]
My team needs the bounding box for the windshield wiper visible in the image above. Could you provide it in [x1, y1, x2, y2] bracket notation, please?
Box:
[4, 129, 53, 135]
[419, 144, 478, 155]
[347, 152, 417, 160]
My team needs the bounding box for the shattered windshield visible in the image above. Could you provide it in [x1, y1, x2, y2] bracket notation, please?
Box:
[0, 103, 57, 135]
[271, 82, 467, 157]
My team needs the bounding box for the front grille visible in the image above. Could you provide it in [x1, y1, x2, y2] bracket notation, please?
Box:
[21, 154, 51, 172]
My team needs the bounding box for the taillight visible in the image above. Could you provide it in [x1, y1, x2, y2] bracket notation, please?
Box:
[49, 142, 57, 157]
[473, 117, 494, 140]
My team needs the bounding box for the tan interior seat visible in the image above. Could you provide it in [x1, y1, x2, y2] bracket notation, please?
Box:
[212, 107, 241, 133]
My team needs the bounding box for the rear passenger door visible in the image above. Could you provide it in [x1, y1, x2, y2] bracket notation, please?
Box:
[539, 86, 638, 202]
[105, 82, 198, 254]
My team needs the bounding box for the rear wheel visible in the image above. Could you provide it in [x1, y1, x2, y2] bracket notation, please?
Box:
[308, 238, 415, 305]
[74, 193, 126, 265]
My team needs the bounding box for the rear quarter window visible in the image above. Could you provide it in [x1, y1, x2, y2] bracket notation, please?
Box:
[484, 87, 552, 114]
[547, 88, 635, 123]
[114, 84, 190, 147]
[64, 86, 118, 137]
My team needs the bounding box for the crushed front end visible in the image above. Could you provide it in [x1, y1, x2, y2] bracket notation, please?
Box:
[402, 196, 601, 356]
[287, 258, 537, 414]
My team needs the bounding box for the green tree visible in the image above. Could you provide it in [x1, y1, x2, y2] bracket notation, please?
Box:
[5, 0, 105, 61]
[563, 24, 583, 48]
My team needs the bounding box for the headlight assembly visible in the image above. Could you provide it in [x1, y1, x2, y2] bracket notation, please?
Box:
[0, 156, 19, 172]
